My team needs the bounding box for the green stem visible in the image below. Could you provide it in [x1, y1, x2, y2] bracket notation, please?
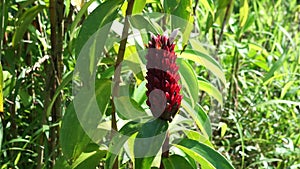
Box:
[226, 47, 238, 112]
[160, 131, 170, 169]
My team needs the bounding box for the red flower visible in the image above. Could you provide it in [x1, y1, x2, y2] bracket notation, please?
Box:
[145, 34, 182, 122]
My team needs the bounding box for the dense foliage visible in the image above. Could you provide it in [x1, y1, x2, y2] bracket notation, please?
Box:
[0, 0, 299, 169]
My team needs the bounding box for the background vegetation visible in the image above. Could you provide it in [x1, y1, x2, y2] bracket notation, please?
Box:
[0, 0, 299, 168]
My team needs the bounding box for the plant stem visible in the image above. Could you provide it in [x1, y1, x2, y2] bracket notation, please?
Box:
[48, 0, 64, 167]
[215, 0, 233, 56]
[111, 0, 134, 169]
[227, 47, 238, 112]
[0, 0, 5, 61]
[160, 131, 170, 169]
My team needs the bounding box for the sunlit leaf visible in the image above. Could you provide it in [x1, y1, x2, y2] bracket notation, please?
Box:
[183, 129, 213, 147]
[178, 50, 226, 85]
[215, 0, 235, 26]
[174, 138, 235, 169]
[199, 0, 214, 17]
[0, 118, 2, 151]
[133, 0, 146, 14]
[69, 0, 97, 41]
[218, 122, 227, 138]
[72, 144, 106, 169]
[198, 78, 223, 105]
[280, 81, 294, 98]
[263, 54, 286, 82]
[181, 100, 212, 138]
[239, 0, 249, 28]
[177, 58, 199, 108]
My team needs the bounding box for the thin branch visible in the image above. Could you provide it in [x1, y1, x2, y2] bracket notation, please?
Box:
[193, 0, 199, 16]
[0, 0, 5, 61]
[48, 0, 64, 167]
[215, 0, 233, 56]
[160, 131, 170, 169]
[111, 0, 135, 169]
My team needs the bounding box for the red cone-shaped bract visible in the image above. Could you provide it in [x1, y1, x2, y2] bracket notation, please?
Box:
[145, 34, 182, 122]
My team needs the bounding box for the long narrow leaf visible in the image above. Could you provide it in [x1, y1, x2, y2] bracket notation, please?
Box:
[198, 78, 223, 105]
[178, 50, 226, 85]
[177, 58, 199, 108]
[181, 100, 212, 138]
[12, 5, 45, 46]
[173, 138, 235, 169]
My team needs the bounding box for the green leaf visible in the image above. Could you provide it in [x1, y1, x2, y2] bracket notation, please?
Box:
[12, 5, 45, 46]
[181, 100, 212, 138]
[198, 78, 223, 105]
[60, 103, 91, 161]
[248, 43, 269, 57]
[0, 118, 2, 151]
[114, 96, 148, 120]
[53, 157, 72, 169]
[47, 71, 73, 116]
[129, 14, 160, 34]
[72, 144, 106, 169]
[171, 0, 193, 45]
[95, 79, 112, 114]
[218, 122, 227, 138]
[134, 119, 168, 169]
[263, 54, 287, 82]
[69, 0, 97, 41]
[133, 0, 146, 14]
[106, 121, 143, 169]
[64, 0, 71, 17]
[123, 45, 145, 83]
[280, 81, 295, 98]
[178, 50, 226, 85]
[75, 0, 123, 56]
[72, 79, 111, 146]
[163, 0, 180, 13]
[174, 138, 235, 169]
[199, 0, 214, 17]
[177, 58, 199, 108]
[171, 0, 192, 20]
[239, 0, 249, 28]
[189, 39, 211, 55]
[132, 80, 147, 105]
[0, 63, 3, 112]
[183, 129, 213, 147]
[215, 0, 234, 26]
[74, 0, 123, 86]
[256, 100, 300, 107]
[241, 12, 255, 32]
[162, 154, 194, 169]
[0, 1, 8, 55]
